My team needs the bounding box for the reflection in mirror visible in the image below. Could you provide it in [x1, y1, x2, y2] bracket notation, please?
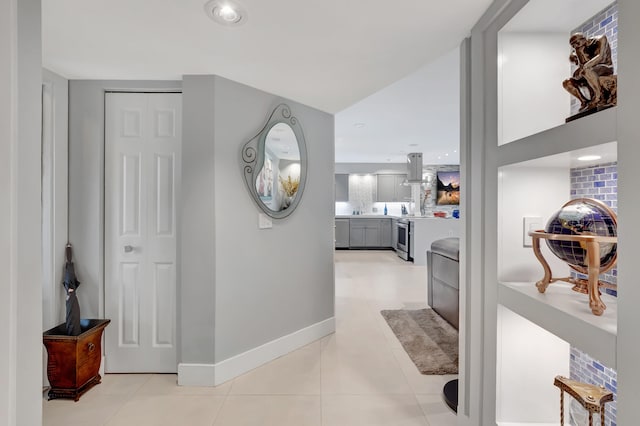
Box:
[241, 104, 307, 219]
[255, 123, 301, 212]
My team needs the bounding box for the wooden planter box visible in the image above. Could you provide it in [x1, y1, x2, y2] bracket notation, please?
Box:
[43, 319, 110, 401]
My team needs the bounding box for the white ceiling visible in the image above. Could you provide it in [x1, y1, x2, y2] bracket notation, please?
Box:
[333, 0, 616, 164]
[42, 0, 492, 115]
[41, 0, 618, 167]
[335, 46, 460, 164]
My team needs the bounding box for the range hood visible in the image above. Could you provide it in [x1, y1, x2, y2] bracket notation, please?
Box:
[407, 153, 423, 182]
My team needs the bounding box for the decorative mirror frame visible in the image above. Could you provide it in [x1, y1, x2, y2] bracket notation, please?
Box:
[241, 103, 308, 219]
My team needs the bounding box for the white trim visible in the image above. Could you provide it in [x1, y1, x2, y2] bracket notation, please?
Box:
[178, 317, 335, 387]
[41, 81, 55, 330]
[99, 356, 105, 377]
[177, 363, 215, 386]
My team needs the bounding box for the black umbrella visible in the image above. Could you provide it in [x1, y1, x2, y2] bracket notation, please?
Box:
[63, 244, 81, 336]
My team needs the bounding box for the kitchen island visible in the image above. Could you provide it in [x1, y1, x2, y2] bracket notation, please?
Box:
[408, 217, 460, 266]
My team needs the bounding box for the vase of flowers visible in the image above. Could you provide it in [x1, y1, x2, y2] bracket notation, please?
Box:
[279, 175, 299, 210]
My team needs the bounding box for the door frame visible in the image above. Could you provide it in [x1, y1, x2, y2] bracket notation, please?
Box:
[100, 88, 182, 367]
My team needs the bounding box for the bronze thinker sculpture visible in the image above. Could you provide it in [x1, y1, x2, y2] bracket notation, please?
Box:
[563, 33, 617, 121]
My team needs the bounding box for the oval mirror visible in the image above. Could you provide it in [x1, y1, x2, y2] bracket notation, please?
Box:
[241, 104, 308, 218]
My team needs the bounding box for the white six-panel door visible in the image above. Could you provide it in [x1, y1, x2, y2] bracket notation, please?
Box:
[105, 92, 181, 372]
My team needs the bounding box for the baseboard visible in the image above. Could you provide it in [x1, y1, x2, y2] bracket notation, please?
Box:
[178, 317, 335, 387]
[178, 363, 215, 386]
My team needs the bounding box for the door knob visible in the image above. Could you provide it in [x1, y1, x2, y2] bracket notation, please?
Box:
[124, 245, 134, 253]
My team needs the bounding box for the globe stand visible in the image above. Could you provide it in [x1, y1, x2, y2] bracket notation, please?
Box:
[529, 231, 617, 316]
[565, 277, 617, 295]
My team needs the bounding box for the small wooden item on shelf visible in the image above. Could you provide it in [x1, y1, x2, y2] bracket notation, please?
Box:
[554, 375, 613, 426]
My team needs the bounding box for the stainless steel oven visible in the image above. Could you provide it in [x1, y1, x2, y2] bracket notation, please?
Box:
[395, 219, 411, 260]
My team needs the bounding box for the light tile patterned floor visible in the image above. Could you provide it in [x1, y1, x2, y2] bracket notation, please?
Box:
[43, 250, 457, 426]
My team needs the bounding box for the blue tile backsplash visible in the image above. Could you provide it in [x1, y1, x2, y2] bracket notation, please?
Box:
[566, 4, 619, 424]
[569, 160, 618, 426]
[569, 161, 617, 294]
[570, 347, 617, 426]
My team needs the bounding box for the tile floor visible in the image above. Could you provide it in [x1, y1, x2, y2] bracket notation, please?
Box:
[43, 250, 457, 426]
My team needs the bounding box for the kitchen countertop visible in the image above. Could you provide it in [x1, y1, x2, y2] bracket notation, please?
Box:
[335, 214, 458, 220]
[336, 214, 395, 219]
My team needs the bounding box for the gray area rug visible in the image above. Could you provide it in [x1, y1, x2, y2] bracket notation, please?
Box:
[381, 308, 458, 375]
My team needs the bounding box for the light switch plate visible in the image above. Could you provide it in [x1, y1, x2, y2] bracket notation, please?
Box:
[523, 216, 542, 247]
[258, 213, 272, 229]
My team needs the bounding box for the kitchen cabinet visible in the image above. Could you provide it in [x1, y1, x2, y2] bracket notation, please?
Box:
[376, 174, 410, 202]
[380, 219, 391, 247]
[334, 218, 350, 248]
[391, 218, 398, 249]
[335, 174, 349, 202]
[335, 217, 394, 249]
[350, 218, 384, 248]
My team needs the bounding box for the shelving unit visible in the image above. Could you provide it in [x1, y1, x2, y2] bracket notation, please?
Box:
[493, 0, 620, 421]
[497, 107, 617, 168]
[460, 0, 636, 425]
[498, 281, 617, 367]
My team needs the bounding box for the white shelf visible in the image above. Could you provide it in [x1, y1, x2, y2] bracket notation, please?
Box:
[498, 281, 617, 368]
[497, 423, 557, 426]
[497, 107, 617, 167]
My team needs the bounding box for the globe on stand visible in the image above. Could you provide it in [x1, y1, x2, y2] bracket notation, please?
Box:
[528, 198, 617, 316]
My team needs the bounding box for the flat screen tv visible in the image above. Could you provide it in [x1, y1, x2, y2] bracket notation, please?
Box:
[436, 171, 460, 205]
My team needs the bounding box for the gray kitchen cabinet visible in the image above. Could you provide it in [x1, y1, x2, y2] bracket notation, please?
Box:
[380, 219, 392, 247]
[335, 218, 350, 248]
[364, 227, 381, 247]
[350, 218, 381, 247]
[376, 174, 411, 202]
[391, 218, 398, 249]
[349, 223, 366, 247]
[376, 175, 396, 202]
[335, 174, 349, 202]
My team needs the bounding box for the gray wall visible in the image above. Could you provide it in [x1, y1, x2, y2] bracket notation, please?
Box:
[68, 80, 182, 319]
[212, 76, 335, 361]
[69, 76, 335, 369]
[0, 0, 43, 423]
[0, 2, 13, 417]
[42, 68, 69, 329]
[180, 77, 216, 363]
[180, 75, 335, 364]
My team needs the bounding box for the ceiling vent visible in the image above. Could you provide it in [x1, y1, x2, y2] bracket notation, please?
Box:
[407, 153, 423, 182]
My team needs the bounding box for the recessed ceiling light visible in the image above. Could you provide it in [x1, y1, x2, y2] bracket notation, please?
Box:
[353, 123, 365, 128]
[453, 150, 457, 153]
[204, 0, 247, 26]
[219, 5, 238, 21]
[578, 155, 602, 161]
[445, 153, 449, 156]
